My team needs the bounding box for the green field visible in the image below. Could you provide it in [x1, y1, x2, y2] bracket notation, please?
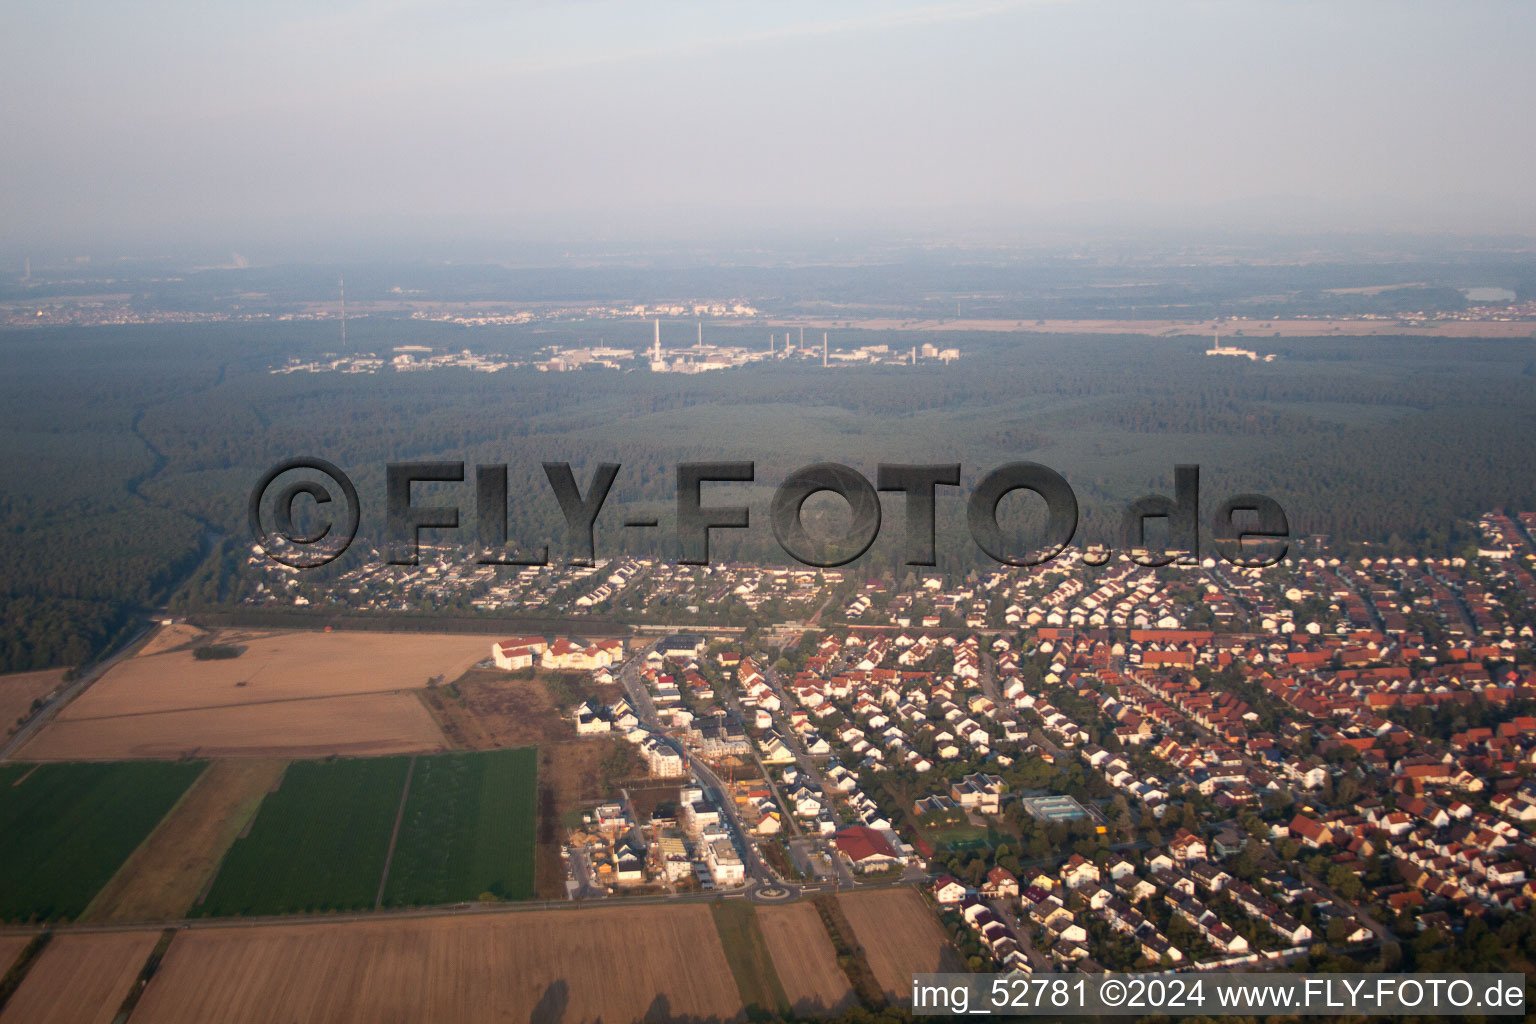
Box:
[195, 757, 410, 916]
[0, 760, 206, 921]
[710, 900, 790, 1016]
[381, 747, 537, 906]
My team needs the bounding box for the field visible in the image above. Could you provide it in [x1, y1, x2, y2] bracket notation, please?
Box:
[135, 622, 209, 658]
[421, 670, 632, 898]
[0, 761, 206, 922]
[838, 889, 963, 1004]
[0, 935, 30, 976]
[756, 902, 857, 1016]
[195, 758, 410, 916]
[18, 630, 489, 760]
[81, 759, 288, 922]
[19, 691, 447, 760]
[421, 668, 621, 750]
[710, 901, 789, 1016]
[57, 630, 490, 717]
[0, 930, 160, 1024]
[381, 747, 537, 906]
[0, 669, 66, 740]
[129, 906, 743, 1024]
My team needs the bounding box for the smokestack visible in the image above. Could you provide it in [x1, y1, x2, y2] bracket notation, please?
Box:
[339, 276, 346, 347]
[799, 326, 804, 348]
[823, 332, 828, 368]
[769, 332, 774, 354]
[697, 320, 702, 347]
[653, 318, 661, 361]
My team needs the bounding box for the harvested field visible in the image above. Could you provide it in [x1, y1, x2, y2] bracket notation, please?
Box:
[20, 691, 446, 760]
[58, 630, 490, 719]
[0, 669, 66, 739]
[82, 759, 288, 922]
[131, 906, 743, 1024]
[136, 623, 209, 658]
[0, 930, 160, 1024]
[0, 935, 31, 976]
[710, 902, 788, 1016]
[758, 902, 857, 1016]
[838, 889, 961, 1004]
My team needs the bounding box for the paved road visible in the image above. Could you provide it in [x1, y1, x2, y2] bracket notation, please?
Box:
[989, 897, 1050, 971]
[759, 658, 858, 889]
[618, 650, 774, 887]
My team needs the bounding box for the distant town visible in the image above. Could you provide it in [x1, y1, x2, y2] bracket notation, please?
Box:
[271, 319, 961, 376]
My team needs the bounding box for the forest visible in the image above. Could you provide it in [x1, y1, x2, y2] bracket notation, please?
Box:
[1, 311, 1534, 672]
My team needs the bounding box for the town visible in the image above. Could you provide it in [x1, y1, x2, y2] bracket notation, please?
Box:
[233, 508, 1536, 974]
[268, 320, 961, 377]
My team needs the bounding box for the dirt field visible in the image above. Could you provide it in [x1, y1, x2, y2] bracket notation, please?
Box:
[0, 935, 32, 976]
[0, 669, 66, 739]
[58, 630, 491, 719]
[758, 903, 857, 1016]
[19, 692, 446, 760]
[768, 315, 1536, 338]
[81, 760, 287, 922]
[421, 669, 621, 750]
[136, 623, 210, 658]
[131, 906, 742, 1024]
[838, 889, 961, 1004]
[419, 670, 631, 899]
[0, 930, 160, 1024]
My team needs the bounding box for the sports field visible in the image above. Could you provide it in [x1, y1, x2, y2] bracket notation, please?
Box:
[0, 761, 205, 922]
[381, 747, 537, 906]
[194, 757, 410, 916]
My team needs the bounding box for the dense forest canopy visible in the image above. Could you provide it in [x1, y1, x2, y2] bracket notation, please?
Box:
[1, 310, 1534, 672]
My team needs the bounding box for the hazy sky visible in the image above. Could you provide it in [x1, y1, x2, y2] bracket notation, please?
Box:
[4, 0, 1535, 255]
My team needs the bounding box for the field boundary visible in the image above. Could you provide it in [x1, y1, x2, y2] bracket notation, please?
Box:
[116, 928, 176, 1021]
[187, 611, 631, 637]
[80, 763, 212, 921]
[709, 900, 789, 1017]
[0, 932, 50, 1015]
[810, 894, 884, 1009]
[374, 755, 418, 909]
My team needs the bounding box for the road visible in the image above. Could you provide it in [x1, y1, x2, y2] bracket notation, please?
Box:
[989, 897, 1051, 971]
[617, 649, 774, 887]
[0, 620, 154, 761]
[758, 657, 859, 889]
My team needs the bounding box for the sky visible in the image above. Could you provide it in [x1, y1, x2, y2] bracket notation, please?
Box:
[3, 0, 1535, 257]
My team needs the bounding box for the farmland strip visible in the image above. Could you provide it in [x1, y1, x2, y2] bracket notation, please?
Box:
[374, 755, 417, 909]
